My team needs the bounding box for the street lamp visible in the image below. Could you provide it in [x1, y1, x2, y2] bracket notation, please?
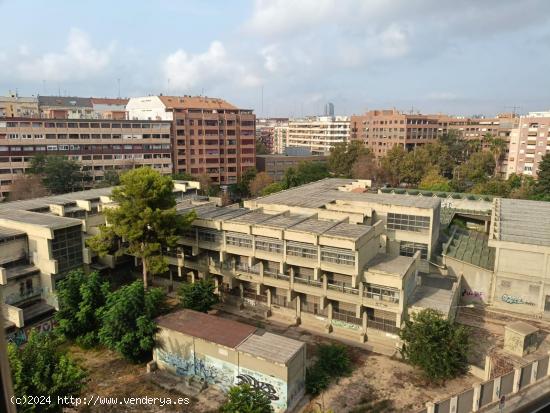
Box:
[452, 304, 476, 309]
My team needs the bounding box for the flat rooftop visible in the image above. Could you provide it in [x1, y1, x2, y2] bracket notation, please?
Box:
[0, 210, 82, 230]
[156, 310, 256, 349]
[365, 254, 415, 278]
[0, 187, 113, 213]
[236, 332, 304, 365]
[256, 179, 440, 209]
[286, 217, 340, 235]
[256, 213, 311, 229]
[493, 198, 550, 247]
[410, 285, 454, 315]
[323, 222, 373, 241]
[227, 210, 276, 225]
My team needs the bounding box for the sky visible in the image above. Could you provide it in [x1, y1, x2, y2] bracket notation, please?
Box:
[1, 0, 550, 118]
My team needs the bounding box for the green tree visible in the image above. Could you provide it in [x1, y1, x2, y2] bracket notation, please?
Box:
[328, 141, 369, 177]
[399, 309, 470, 383]
[178, 278, 219, 313]
[29, 155, 85, 194]
[95, 170, 120, 187]
[173, 172, 197, 181]
[261, 182, 284, 196]
[220, 384, 274, 413]
[56, 269, 109, 347]
[305, 344, 351, 395]
[470, 178, 510, 197]
[249, 172, 274, 196]
[350, 152, 379, 182]
[400, 148, 433, 186]
[453, 151, 495, 192]
[534, 154, 550, 200]
[508, 174, 536, 199]
[232, 167, 258, 198]
[8, 331, 86, 413]
[256, 140, 270, 155]
[419, 168, 451, 192]
[438, 131, 472, 165]
[483, 133, 507, 177]
[281, 161, 329, 189]
[380, 145, 407, 186]
[99, 280, 165, 362]
[87, 168, 196, 288]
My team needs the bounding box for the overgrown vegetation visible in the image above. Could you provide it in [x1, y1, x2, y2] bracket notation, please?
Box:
[29, 153, 86, 194]
[220, 383, 274, 413]
[306, 343, 352, 395]
[399, 308, 470, 383]
[8, 331, 87, 412]
[178, 278, 219, 313]
[87, 167, 196, 288]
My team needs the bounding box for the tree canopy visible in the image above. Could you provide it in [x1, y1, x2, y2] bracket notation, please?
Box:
[8, 174, 49, 201]
[328, 141, 370, 177]
[87, 167, 195, 288]
[249, 172, 274, 197]
[56, 269, 110, 347]
[178, 278, 219, 313]
[28, 154, 86, 194]
[8, 331, 86, 412]
[534, 153, 550, 201]
[399, 309, 470, 383]
[99, 280, 165, 362]
[282, 161, 329, 189]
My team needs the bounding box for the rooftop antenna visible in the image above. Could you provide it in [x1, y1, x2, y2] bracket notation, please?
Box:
[117, 78, 121, 98]
[504, 105, 522, 116]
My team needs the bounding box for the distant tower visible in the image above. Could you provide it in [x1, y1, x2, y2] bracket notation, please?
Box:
[324, 102, 335, 117]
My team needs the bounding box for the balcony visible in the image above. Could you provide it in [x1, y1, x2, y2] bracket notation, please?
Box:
[4, 288, 43, 306]
[293, 275, 322, 288]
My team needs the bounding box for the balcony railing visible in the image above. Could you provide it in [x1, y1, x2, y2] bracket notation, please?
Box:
[236, 263, 260, 274]
[363, 291, 399, 303]
[4, 288, 42, 305]
[327, 282, 359, 295]
[293, 276, 322, 288]
[264, 268, 290, 281]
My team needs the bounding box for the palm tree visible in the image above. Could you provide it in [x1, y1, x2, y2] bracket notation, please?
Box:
[483, 133, 507, 177]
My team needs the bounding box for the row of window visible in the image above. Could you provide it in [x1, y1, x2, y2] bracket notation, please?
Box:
[0, 144, 170, 152]
[4, 133, 169, 140]
[0, 121, 170, 129]
[399, 241, 428, 260]
[387, 213, 430, 232]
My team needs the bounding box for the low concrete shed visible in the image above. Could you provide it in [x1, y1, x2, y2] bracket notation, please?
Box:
[504, 321, 538, 357]
[153, 310, 306, 412]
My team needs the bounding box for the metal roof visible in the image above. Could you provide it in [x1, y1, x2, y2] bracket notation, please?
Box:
[38, 96, 93, 108]
[444, 227, 495, 270]
[0, 210, 82, 229]
[323, 222, 373, 241]
[236, 332, 304, 365]
[255, 214, 311, 229]
[227, 210, 276, 224]
[156, 310, 256, 349]
[493, 198, 550, 247]
[285, 217, 340, 235]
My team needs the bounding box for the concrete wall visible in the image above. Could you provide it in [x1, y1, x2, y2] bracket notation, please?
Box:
[422, 353, 550, 413]
[444, 257, 492, 305]
[154, 326, 303, 412]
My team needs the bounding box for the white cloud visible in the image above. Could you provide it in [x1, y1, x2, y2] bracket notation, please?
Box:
[163, 41, 262, 92]
[16, 29, 113, 82]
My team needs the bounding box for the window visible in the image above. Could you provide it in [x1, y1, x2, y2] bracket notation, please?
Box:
[198, 229, 221, 243]
[387, 213, 430, 232]
[320, 246, 355, 266]
[51, 226, 83, 273]
[399, 241, 428, 259]
[255, 236, 282, 254]
[286, 241, 317, 259]
[226, 232, 252, 248]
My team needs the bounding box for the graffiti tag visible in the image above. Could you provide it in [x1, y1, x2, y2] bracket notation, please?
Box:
[501, 294, 535, 306]
[237, 374, 279, 401]
[6, 318, 56, 347]
[462, 289, 483, 299]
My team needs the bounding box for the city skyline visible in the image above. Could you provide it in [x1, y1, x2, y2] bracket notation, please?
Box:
[0, 0, 549, 118]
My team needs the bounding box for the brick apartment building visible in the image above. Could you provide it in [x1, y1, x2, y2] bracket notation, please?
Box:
[127, 96, 256, 185]
[0, 118, 172, 198]
[506, 111, 550, 178]
[351, 109, 518, 171]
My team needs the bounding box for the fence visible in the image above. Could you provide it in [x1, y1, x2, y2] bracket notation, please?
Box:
[419, 352, 550, 413]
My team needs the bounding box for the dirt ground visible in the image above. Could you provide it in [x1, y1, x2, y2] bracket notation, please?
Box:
[215, 310, 480, 413]
[67, 345, 223, 413]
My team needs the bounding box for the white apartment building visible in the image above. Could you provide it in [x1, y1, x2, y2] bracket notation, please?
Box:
[506, 111, 550, 178]
[274, 124, 289, 154]
[286, 116, 350, 155]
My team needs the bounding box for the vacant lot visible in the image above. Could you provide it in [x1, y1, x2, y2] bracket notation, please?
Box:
[67, 345, 222, 413]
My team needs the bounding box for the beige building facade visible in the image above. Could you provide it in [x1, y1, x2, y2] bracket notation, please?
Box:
[286, 116, 350, 155]
[0, 93, 39, 118]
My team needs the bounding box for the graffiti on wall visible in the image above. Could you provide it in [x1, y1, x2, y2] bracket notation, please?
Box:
[237, 374, 279, 400]
[332, 319, 361, 330]
[462, 289, 484, 300]
[156, 349, 236, 391]
[501, 294, 535, 306]
[6, 317, 57, 347]
[237, 367, 287, 412]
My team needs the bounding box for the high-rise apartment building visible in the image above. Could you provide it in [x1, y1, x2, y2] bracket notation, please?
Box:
[127, 96, 256, 185]
[506, 111, 550, 178]
[0, 118, 172, 198]
[256, 118, 288, 154]
[273, 124, 289, 154]
[286, 116, 350, 155]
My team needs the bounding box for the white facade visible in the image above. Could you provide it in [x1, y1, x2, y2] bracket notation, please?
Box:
[126, 96, 172, 121]
[273, 124, 289, 154]
[286, 116, 350, 155]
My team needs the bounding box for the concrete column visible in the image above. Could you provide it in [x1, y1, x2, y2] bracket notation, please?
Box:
[177, 265, 182, 277]
[259, 260, 264, 283]
[492, 376, 501, 402]
[472, 383, 481, 412]
[531, 360, 539, 384]
[547, 350, 550, 376]
[356, 303, 361, 318]
[266, 288, 272, 307]
[295, 294, 301, 325]
[190, 271, 196, 284]
[351, 273, 357, 289]
[359, 282, 364, 297]
[425, 402, 435, 413]
[239, 283, 244, 299]
[213, 277, 220, 295]
[322, 273, 328, 294]
[484, 355, 492, 380]
[290, 266, 295, 289]
[326, 301, 333, 333]
[513, 367, 521, 393]
[449, 396, 457, 413]
[362, 309, 368, 332]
